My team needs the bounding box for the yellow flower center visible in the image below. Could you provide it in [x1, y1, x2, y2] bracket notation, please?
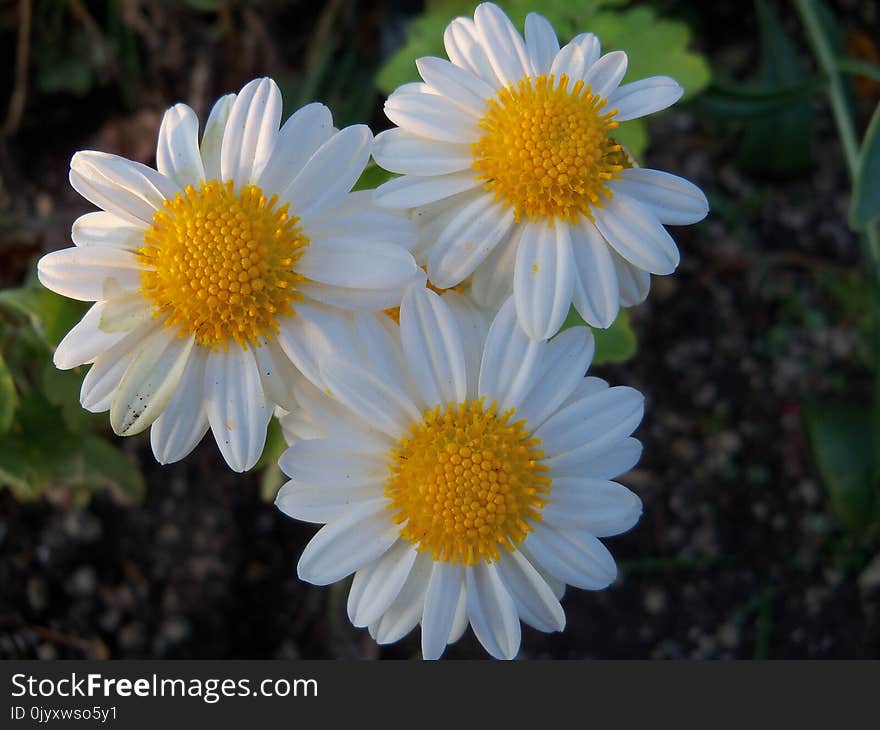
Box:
[138, 180, 309, 348]
[384, 398, 550, 566]
[472, 73, 626, 224]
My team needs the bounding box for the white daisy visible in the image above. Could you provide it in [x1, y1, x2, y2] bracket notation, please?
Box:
[276, 286, 644, 659]
[372, 2, 709, 340]
[37, 77, 422, 472]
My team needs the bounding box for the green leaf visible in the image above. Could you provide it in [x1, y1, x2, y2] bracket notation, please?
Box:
[851, 102, 880, 229]
[802, 401, 877, 535]
[0, 390, 142, 503]
[0, 352, 17, 434]
[256, 417, 288, 501]
[41, 360, 104, 433]
[696, 78, 825, 120]
[587, 6, 711, 101]
[353, 161, 397, 192]
[560, 307, 637, 365]
[0, 280, 88, 346]
[76, 436, 145, 503]
[738, 0, 814, 178]
[836, 57, 880, 83]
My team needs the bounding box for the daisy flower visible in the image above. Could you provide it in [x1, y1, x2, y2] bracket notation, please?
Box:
[37, 78, 421, 472]
[276, 286, 644, 659]
[372, 2, 709, 340]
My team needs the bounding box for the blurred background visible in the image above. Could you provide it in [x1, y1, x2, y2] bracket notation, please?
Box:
[1, 0, 879, 659]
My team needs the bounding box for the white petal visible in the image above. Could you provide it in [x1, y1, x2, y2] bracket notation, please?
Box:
[372, 553, 433, 644]
[37, 247, 142, 302]
[469, 225, 518, 311]
[513, 221, 575, 340]
[200, 93, 236, 181]
[149, 348, 208, 464]
[517, 327, 594, 428]
[276, 302, 358, 389]
[297, 499, 400, 585]
[71, 212, 145, 250]
[319, 356, 420, 440]
[156, 103, 205, 189]
[570, 219, 620, 328]
[478, 297, 543, 413]
[525, 522, 617, 590]
[421, 561, 464, 660]
[448, 584, 469, 645]
[553, 436, 642, 479]
[524, 12, 559, 75]
[204, 345, 271, 472]
[373, 128, 471, 176]
[571, 32, 601, 68]
[290, 377, 366, 439]
[428, 194, 514, 288]
[609, 76, 683, 122]
[109, 327, 195, 436]
[280, 125, 372, 218]
[279, 436, 388, 488]
[497, 549, 565, 632]
[297, 278, 418, 312]
[385, 90, 480, 143]
[465, 562, 521, 660]
[298, 236, 419, 290]
[473, 2, 533, 86]
[69, 151, 177, 225]
[253, 339, 299, 411]
[258, 102, 334, 196]
[348, 540, 419, 628]
[583, 51, 628, 99]
[53, 299, 140, 370]
[275, 479, 379, 524]
[612, 168, 708, 225]
[400, 287, 467, 408]
[416, 56, 494, 116]
[220, 77, 282, 189]
[305, 191, 417, 250]
[613, 249, 651, 307]
[549, 42, 588, 88]
[536, 385, 644, 458]
[79, 322, 156, 412]
[440, 291, 489, 399]
[543, 478, 642, 537]
[593, 194, 680, 275]
[352, 312, 410, 389]
[373, 171, 481, 209]
[443, 17, 500, 86]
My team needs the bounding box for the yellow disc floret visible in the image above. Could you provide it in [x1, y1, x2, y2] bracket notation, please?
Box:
[472, 73, 626, 224]
[384, 398, 550, 565]
[138, 180, 309, 348]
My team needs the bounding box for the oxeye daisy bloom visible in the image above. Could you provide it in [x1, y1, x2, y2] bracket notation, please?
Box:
[37, 78, 421, 472]
[372, 2, 709, 340]
[276, 287, 644, 659]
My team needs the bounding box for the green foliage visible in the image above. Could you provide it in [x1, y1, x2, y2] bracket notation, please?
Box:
[697, 78, 825, 120]
[377, 0, 710, 159]
[353, 161, 397, 192]
[256, 418, 288, 502]
[736, 0, 814, 178]
[560, 307, 637, 365]
[851, 102, 880, 230]
[0, 265, 144, 504]
[803, 402, 879, 539]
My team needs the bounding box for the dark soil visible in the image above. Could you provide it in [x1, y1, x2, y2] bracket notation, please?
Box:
[1, 1, 879, 659]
